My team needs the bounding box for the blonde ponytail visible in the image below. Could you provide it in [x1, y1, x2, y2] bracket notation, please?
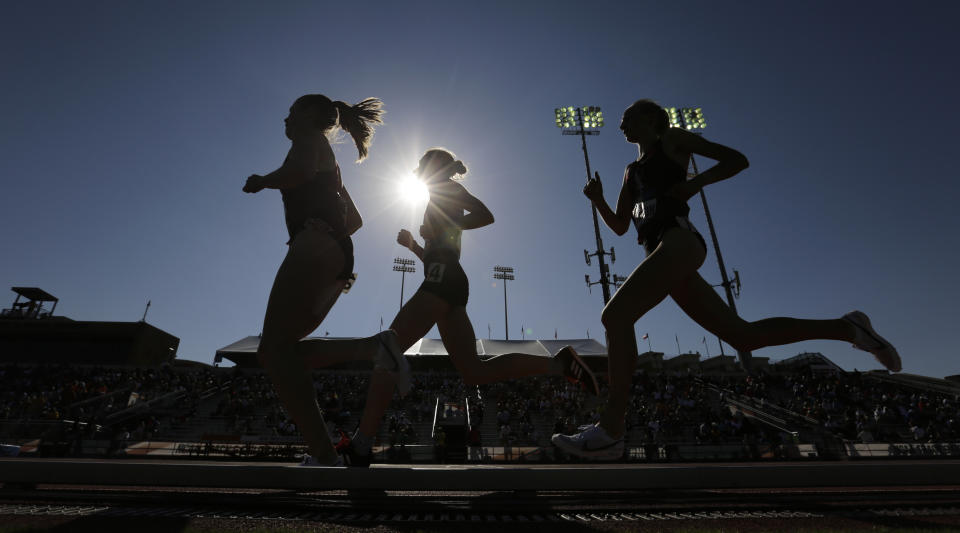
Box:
[333, 98, 384, 162]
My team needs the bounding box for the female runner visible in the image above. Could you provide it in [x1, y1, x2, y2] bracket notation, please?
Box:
[299, 148, 598, 466]
[243, 94, 390, 466]
[551, 99, 900, 459]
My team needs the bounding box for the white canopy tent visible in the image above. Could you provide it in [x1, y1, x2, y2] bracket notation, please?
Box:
[215, 336, 607, 367]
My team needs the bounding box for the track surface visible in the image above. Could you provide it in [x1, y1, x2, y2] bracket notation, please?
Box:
[4, 460, 960, 531]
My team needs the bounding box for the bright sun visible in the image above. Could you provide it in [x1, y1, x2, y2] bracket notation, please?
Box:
[398, 174, 429, 205]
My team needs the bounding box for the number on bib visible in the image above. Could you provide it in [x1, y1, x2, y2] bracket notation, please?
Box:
[426, 263, 446, 283]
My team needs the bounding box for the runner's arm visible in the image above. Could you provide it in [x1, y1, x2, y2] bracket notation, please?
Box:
[258, 141, 317, 190]
[398, 229, 425, 261]
[451, 184, 495, 230]
[669, 128, 749, 193]
[409, 240, 425, 261]
[586, 171, 632, 236]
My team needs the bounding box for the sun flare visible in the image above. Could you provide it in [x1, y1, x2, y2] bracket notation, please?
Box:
[398, 174, 429, 205]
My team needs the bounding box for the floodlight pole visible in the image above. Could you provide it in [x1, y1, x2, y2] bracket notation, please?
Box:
[578, 125, 613, 304]
[690, 158, 739, 311]
[493, 266, 515, 340]
[503, 278, 508, 340]
[557, 106, 613, 304]
[691, 160, 740, 362]
[393, 258, 416, 311]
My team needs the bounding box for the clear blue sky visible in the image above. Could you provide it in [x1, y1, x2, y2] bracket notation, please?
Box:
[2, 1, 958, 377]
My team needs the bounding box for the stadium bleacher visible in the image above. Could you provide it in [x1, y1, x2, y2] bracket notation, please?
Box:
[2, 349, 958, 463]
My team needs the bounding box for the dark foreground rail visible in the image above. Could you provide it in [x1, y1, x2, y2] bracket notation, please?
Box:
[3, 458, 960, 491]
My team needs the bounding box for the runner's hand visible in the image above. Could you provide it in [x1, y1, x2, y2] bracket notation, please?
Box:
[397, 229, 414, 249]
[583, 177, 603, 203]
[243, 175, 266, 193]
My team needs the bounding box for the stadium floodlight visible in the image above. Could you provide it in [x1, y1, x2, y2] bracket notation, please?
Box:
[554, 107, 578, 128]
[555, 106, 604, 135]
[667, 106, 707, 131]
[493, 266, 515, 340]
[681, 107, 706, 130]
[552, 105, 614, 304]
[392, 258, 416, 311]
[665, 107, 683, 129]
[582, 106, 604, 128]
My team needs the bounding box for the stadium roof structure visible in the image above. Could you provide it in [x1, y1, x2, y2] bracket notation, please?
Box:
[11, 287, 58, 302]
[3, 287, 60, 320]
[214, 336, 607, 367]
[774, 352, 844, 373]
[408, 338, 606, 358]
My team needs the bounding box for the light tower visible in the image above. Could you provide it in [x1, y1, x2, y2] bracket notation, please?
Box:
[666, 106, 752, 369]
[392, 258, 416, 311]
[554, 106, 617, 304]
[493, 266, 515, 340]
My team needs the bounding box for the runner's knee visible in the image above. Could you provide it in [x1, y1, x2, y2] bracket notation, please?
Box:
[601, 300, 633, 330]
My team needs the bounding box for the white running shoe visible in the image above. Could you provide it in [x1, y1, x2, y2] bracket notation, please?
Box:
[551, 424, 624, 460]
[373, 330, 411, 397]
[0, 444, 20, 457]
[843, 311, 902, 372]
[298, 453, 345, 467]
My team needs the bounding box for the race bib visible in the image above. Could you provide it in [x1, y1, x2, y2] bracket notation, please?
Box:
[426, 263, 446, 283]
[632, 198, 657, 220]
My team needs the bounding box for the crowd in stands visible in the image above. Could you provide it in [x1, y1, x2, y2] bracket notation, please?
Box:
[715, 371, 960, 444]
[2, 362, 959, 460]
[0, 364, 224, 426]
[210, 371, 369, 438]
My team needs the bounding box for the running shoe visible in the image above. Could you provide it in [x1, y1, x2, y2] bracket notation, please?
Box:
[0, 444, 20, 457]
[342, 441, 373, 468]
[334, 433, 373, 468]
[556, 346, 600, 396]
[298, 453, 345, 467]
[551, 424, 624, 460]
[373, 330, 411, 397]
[843, 311, 902, 372]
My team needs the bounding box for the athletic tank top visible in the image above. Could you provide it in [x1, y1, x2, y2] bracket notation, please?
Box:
[625, 139, 690, 239]
[422, 182, 464, 259]
[626, 139, 687, 202]
[280, 164, 347, 243]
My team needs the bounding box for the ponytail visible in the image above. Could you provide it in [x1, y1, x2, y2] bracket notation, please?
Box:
[334, 98, 384, 162]
[452, 160, 468, 178]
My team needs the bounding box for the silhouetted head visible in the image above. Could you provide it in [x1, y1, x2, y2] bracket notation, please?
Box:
[284, 95, 384, 161]
[621, 99, 669, 145]
[414, 148, 468, 185]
